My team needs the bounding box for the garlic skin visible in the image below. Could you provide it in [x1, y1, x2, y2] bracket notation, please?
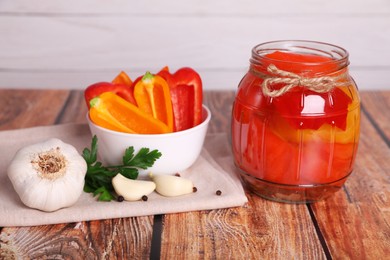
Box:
[150, 174, 194, 197]
[7, 138, 87, 212]
[112, 174, 156, 201]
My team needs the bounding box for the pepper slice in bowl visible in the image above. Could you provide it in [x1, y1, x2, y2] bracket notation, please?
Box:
[158, 66, 203, 131]
[134, 72, 174, 132]
[89, 92, 171, 134]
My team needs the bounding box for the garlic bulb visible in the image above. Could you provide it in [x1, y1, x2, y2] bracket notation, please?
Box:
[7, 138, 87, 212]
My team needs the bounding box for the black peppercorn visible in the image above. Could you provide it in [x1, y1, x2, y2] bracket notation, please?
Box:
[216, 190, 222, 196]
[117, 195, 125, 202]
[141, 195, 148, 201]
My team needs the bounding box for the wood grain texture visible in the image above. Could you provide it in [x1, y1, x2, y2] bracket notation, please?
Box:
[161, 197, 326, 259]
[0, 89, 389, 259]
[162, 90, 326, 259]
[56, 90, 89, 124]
[203, 90, 236, 135]
[0, 218, 155, 259]
[2, 0, 389, 15]
[0, 0, 390, 90]
[360, 91, 390, 141]
[310, 92, 390, 259]
[0, 89, 155, 259]
[0, 89, 70, 130]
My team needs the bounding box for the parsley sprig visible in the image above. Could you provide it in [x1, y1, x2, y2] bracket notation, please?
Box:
[82, 135, 162, 201]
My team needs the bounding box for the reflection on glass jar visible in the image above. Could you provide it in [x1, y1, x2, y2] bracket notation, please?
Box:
[231, 40, 360, 203]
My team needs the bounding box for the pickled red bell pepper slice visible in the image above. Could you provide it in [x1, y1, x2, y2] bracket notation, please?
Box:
[157, 66, 203, 131]
[89, 92, 171, 134]
[264, 51, 339, 75]
[263, 51, 352, 130]
[133, 72, 174, 132]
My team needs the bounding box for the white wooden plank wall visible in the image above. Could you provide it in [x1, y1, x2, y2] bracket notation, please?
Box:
[1, 0, 390, 90]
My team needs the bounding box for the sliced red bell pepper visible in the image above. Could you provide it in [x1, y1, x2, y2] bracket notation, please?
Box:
[157, 66, 203, 131]
[84, 82, 136, 109]
[85, 71, 136, 109]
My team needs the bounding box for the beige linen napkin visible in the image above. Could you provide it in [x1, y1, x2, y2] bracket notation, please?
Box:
[0, 124, 247, 227]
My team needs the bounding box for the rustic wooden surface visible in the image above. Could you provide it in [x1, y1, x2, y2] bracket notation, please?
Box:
[0, 89, 389, 259]
[1, 0, 390, 91]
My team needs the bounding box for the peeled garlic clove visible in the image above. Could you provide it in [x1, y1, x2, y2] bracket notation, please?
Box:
[112, 174, 156, 201]
[150, 174, 194, 197]
[7, 138, 87, 212]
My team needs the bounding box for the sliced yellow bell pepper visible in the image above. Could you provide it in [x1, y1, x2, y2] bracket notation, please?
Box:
[89, 92, 171, 134]
[134, 72, 174, 132]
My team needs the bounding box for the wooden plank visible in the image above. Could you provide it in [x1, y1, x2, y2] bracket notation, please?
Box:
[161, 91, 326, 259]
[0, 218, 155, 259]
[0, 90, 243, 259]
[161, 198, 326, 259]
[360, 91, 390, 141]
[0, 89, 155, 259]
[310, 95, 390, 259]
[0, 89, 70, 130]
[0, 16, 388, 69]
[0, 70, 245, 90]
[0, 67, 388, 91]
[0, 15, 389, 91]
[202, 90, 236, 134]
[1, 0, 389, 15]
[55, 90, 89, 124]
[1, 89, 389, 258]
[350, 69, 390, 91]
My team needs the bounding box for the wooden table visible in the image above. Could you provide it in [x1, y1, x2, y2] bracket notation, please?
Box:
[0, 89, 389, 259]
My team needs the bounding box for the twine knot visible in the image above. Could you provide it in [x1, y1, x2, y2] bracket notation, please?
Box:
[261, 64, 347, 97]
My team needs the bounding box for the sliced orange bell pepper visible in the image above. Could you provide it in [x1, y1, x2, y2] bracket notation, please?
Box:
[89, 92, 171, 134]
[89, 107, 136, 133]
[111, 70, 137, 105]
[112, 71, 133, 86]
[133, 72, 174, 131]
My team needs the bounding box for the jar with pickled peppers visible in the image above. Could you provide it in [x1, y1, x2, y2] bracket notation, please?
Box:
[231, 40, 360, 203]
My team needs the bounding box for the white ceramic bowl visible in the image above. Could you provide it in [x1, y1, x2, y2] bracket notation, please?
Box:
[87, 105, 211, 176]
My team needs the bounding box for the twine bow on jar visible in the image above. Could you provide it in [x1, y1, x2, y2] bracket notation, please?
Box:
[261, 64, 348, 98]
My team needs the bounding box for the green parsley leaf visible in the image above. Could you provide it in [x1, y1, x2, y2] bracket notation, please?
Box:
[82, 135, 162, 202]
[123, 147, 162, 169]
[118, 167, 139, 180]
[93, 186, 115, 201]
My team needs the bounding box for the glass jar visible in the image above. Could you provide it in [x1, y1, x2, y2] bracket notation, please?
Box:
[231, 40, 360, 203]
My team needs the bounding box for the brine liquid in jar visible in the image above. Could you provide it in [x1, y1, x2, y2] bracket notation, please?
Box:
[231, 41, 360, 203]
